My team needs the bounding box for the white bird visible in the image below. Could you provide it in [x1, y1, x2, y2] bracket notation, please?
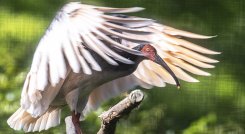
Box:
[7, 2, 220, 133]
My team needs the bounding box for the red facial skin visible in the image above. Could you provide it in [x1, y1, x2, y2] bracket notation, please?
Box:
[140, 44, 180, 88]
[140, 44, 157, 61]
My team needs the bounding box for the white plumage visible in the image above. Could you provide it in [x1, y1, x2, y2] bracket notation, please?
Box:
[7, 2, 220, 132]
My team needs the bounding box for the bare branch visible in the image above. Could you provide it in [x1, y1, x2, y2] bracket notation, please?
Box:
[97, 90, 144, 134]
[65, 90, 144, 134]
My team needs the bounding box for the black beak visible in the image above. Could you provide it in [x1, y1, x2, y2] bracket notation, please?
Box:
[154, 54, 180, 88]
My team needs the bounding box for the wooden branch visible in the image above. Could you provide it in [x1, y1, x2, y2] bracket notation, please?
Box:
[65, 90, 144, 134]
[97, 90, 144, 134]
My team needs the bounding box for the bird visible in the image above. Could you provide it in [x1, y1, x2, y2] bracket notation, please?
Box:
[7, 2, 220, 133]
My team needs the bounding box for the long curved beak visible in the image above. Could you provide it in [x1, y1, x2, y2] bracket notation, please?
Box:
[154, 54, 180, 88]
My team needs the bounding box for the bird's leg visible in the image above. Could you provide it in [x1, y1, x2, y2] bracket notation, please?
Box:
[72, 111, 82, 134]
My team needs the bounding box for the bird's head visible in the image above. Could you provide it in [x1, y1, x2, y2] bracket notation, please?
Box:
[133, 44, 180, 88]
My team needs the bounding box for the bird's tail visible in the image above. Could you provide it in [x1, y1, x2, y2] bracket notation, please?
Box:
[7, 107, 61, 132]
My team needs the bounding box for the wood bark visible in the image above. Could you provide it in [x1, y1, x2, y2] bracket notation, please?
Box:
[97, 90, 144, 134]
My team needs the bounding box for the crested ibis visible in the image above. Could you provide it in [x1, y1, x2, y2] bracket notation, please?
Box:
[7, 2, 220, 133]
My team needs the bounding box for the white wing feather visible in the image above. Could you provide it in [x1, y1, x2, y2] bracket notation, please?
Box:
[129, 24, 219, 86]
[21, 2, 153, 117]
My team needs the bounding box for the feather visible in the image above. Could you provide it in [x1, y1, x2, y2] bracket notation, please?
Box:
[174, 38, 221, 55]
[87, 33, 132, 64]
[163, 27, 215, 39]
[85, 5, 144, 13]
[7, 107, 61, 132]
[62, 35, 81, 73]
[163, 52, 211, 76]
[36, 56, 48, 90]
[81, 34, 118, 65]
[68, 25, 92, 74]
[99, 25, 151, 44]
[103, 22, 151, 34]
[174, 45, 219, 63]
[174, 52, 215, 68]
[92, 28, 142, 56]
[80, 48, 102, 71]
[102, 14, 152, 23]
[137, 61, 176, 85]
[167, 64, 199, 82]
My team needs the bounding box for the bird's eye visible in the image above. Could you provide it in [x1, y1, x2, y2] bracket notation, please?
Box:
[145, 48, 150, 51]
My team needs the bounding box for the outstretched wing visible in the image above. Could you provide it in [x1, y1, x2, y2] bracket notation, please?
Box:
[132, 23, 220, 86]
[84, 24, 220, 114]
[21, 2, 154, 117]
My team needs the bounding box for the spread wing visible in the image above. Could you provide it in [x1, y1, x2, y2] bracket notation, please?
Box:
[133, 23, 220, 86]
[84, 24, 220, 114]
[21, 2, 154, 117]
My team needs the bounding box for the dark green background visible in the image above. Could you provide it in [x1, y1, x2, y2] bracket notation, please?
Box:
[0, 0, 244, 133]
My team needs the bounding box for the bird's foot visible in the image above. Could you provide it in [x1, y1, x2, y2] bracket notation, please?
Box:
[72, 111, 82, 134]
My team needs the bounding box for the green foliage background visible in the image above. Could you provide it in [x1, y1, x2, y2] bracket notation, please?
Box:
[0, 0, 244, 133]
